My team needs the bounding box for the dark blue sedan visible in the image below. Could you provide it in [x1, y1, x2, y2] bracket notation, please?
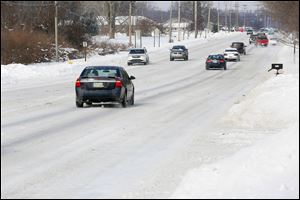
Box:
[205, 54, 227, 70]
[75, 66, 135, 107]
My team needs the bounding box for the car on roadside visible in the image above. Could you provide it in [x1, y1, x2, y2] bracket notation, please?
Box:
[224, 48, 240, 61]
[75, 66, 135, 108]
[246, 29, 253, 35]
[170, 45, 189, 61]
[127, 48, 149, 65]
[256, 35, 269, 47]
[206, 54, 227, 70]
[249, 33, 258, 44]
[230, 42, 247, 55]
[269, 37, 278, 45]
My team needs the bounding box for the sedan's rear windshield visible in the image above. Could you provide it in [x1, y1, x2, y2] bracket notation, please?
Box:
[208, 55, 224, 59]
[81, 68, 120, 78]
[129, 49, 145, 54]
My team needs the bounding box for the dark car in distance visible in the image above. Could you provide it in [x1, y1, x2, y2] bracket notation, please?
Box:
[75, 66, 135, 108]
[170, 45, 189, 61]
[231, 42, 247, 55]
[206, 54, 227, 70]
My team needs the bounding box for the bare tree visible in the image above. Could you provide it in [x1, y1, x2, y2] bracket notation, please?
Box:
[263, 1, 299, 35]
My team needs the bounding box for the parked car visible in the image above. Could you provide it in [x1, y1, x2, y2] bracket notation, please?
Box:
[206, 54, 227, 70]
[249, 33, 258, 44]
[75, 66, 135, 108]
[170, 45, 189, 61]
[224, 48, 240, 61]
[256, 35, 269, 47]
[269, 37, 278, 45]
[127, 48, 149, 65]
[231, 42, 247, 55]
[246, 29, 253, 35]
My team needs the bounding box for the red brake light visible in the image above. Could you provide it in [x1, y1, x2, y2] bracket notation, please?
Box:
[115, 80, 122, 88]
[207, 59, 212, 63]
[220, 59, 225, 63]
[75, 79, 81, 87]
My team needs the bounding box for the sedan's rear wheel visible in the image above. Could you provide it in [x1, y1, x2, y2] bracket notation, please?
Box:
[122, 93, 128, 108]
[130, 92, 134, 105]
[76, 101, 83, 108]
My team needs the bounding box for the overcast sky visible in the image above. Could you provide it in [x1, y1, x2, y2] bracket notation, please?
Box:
[153, 1, 263, 11]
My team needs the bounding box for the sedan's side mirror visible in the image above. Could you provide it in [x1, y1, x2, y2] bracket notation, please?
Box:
[129, 76, 136, 80]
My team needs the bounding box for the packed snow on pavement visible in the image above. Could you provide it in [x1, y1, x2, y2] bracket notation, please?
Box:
[1, 31, 299, 199]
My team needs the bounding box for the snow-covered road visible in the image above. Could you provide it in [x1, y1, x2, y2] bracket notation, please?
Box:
[1, 33, 293, 198]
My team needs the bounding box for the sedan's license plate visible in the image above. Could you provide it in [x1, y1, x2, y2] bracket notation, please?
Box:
[213, 60, 218, 63]
[93, 82, 104, 88]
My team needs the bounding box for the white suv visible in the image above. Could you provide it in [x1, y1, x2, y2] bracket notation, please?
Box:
[224, 48, 240, 61]
[127, 48, 149, 65]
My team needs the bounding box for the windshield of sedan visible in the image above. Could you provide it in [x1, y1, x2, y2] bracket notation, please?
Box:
[81, 68, 120, 78]
[129, 49, 145, 54]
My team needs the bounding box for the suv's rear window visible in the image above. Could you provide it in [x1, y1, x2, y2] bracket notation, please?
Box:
[129, 49, 145, 54]
[258, 36, 268, 40]
[81, 68, 120, 78]
[172, 46, 186, 50]
[232, 43, 243, 48]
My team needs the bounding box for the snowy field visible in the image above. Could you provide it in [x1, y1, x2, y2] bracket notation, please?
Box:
[1, 31, 299, 198]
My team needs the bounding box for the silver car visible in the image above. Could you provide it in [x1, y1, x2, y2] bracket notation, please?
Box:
[127, 48, 149, 65]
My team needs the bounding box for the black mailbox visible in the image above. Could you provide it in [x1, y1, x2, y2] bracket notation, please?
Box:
[268, 63, 283, 75]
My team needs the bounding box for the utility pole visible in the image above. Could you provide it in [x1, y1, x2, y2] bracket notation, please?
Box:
[178, 1, 181, 41]
[229, 4, 232, 32]
[55, 1, 58, 62]
[235, 1, 239, 28]
[225, 1, 228, 32]
[194, 1, 197, 38]
[207, 2, 211, 32]
[243, 4, 247, 28]
[217, 1, 220, 32]
[129, 1, 132, 46]
[169, 1, 173, 43]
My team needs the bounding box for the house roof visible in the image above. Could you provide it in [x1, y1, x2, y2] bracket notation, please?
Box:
[96, 16, 156, 26]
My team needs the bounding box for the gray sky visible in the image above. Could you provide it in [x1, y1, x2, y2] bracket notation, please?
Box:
[153, 1, 263, 11]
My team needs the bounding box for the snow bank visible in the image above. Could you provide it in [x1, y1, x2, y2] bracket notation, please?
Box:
[171, 123, 299, 199]
[222, 74, 299, 129]
[171, 45, 299, 198]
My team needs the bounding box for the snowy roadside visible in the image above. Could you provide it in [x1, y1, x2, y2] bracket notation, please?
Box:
[1, 31, 239, 91]
[171, 45, 299, 198]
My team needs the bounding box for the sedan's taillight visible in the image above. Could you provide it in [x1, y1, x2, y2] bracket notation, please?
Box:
[207, 59, 212, 63]
[75, 78, 81, 87]
[219, 59, 225, 63]
[115, 80, 122, 88]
